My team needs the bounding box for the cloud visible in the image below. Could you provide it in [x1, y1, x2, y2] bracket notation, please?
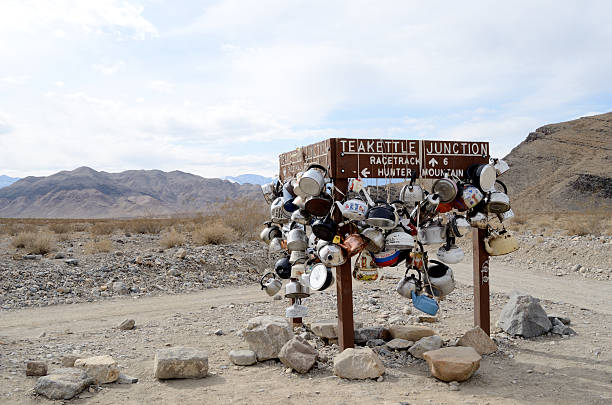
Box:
[0, 111, 13, 134]
[1, 0, 612, 179]
[92, 61, 125, 76]
[0, 0, 157, 40]
[148, 80, 174, 93]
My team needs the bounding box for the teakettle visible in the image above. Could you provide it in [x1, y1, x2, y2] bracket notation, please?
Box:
[484, 229, 519, 256]
[286, 222, 308, 251]
[339, 198, 368, 221]
[298, 163, 329, 197]
[260, 272, 282, 296]
[285, 279, 310, 299]
[418, 220, 446, 245]
[425, 260, 456, 297]
[436, 243, 464, 264]
[317, 243, 347, 267]
[260, 222, 282, 244]
[361, 227, 385, 253]
[396, 271, 421, 298]
[352, 250, 379, 281]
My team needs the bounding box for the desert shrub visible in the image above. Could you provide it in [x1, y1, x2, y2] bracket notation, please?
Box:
[72, 222, 90, 232]
[205, 198, 268, 240]
[12, 231, 56, 254]
[49, 222, 72, 234]
[122, 218, 163, 234]
[160, 228, 185, 249]
[11, 232, 36, 249]
[91, 222, 116, 235]
[192, 222, 233, 245]
[84, 238, 113, 254]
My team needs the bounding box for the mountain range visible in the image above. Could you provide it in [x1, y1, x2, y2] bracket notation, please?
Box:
[224, 174, 275, 185]
[0, 167, 262, 218]
[0, 112, 609, 218]
[0, 175, 20, 189]
[502, 111, 612, 211]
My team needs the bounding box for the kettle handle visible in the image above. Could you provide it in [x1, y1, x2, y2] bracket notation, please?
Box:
[484, 237, 493, 254]
[260, 272, 277, 289]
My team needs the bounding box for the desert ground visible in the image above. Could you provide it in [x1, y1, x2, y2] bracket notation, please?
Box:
[0, 216, 611, 404]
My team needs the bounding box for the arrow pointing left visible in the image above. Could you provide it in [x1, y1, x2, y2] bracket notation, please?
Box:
[361, 168, 370, 178]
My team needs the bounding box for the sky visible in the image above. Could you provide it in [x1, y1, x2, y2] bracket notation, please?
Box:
[1, 0, 611, 179]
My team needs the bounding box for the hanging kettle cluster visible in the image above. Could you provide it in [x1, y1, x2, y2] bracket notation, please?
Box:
[259, 158, 518, 317]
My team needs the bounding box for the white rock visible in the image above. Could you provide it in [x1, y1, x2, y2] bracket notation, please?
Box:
[409, 335, 443, 359]
[278, 336, 318, 374]
[229, 349, 257, 366]
[243, 316, 294, 361]
[333, 347, 385, 380]
[34, 368, 93, 400]
[154, 347, 208, 379]
[423, 347, 481, 382]
[74, 355, 120, 384]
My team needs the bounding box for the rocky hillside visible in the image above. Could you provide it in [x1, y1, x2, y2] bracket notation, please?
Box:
[0, 167, 262, 218]
[503, 112, 612, 212]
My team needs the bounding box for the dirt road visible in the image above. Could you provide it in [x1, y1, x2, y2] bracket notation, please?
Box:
[1, 261, 611, 405]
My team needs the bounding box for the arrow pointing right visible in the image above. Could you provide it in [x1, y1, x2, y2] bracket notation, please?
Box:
[428, 157, 438, 167]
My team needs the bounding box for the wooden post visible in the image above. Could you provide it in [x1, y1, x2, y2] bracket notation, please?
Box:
[333, 178, 355, 350]
[473, 227, 490, 335]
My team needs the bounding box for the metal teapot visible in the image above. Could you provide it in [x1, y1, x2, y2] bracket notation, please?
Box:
[317, 243, 347, 267]
[468, 212, 488, 229]
[485, 229, 519, 256]
[399, 171, 424, 207]
[286, 222, 308, 251]
[260, 272, 282, 296]
[425, 260, 456, 297]
[298, 163, 329, 197]
[396, 271, 421, 298]
[285, 279, 310, 299]
[418, 220, 446, 245]
[484, 180, 511, 214]
[260, 221, 282, 244]
[361, 227, 385, 253]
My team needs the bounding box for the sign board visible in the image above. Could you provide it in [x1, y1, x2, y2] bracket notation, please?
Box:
[279, 138, 489, 181]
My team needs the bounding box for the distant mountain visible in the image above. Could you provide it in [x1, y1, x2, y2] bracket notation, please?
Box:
[503, 112, 612, 211]
[224, 174, 275, 185]
[0, 175, 20, 189]
[0, 167, 263, 218]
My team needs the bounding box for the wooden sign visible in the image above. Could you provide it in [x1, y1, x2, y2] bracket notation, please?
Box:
[279, 138, 489, 181]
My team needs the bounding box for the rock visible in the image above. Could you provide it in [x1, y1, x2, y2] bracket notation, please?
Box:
[112, 281, 129, 295]
[64, 258, 79, 266]
[333, 347, 385, 379]
[385, 338, 413, 350]
[418, 316, 438, 323]
[117, 373, 139, 384]
[310, 320, 338, 339]
[571, 264, 581, 272]
[548, 314, 571, 325]
[154, 347, 209, 379]
[278, 336, 318, 374]
[54, 252, 66, 259]
[498, 292, 552, 338]
[457, 327, 497, 355]
[74, 355, 120, 384]
[243, 316, 294, 361]
[229, 349, 257, 366]
[23, 254, 42, 260]
[34, 367, 94, 400]
[273, 295, 282, 301]
[61, 355, 80, 367]
[118, 319, 135, 330]
[175, 248, 187, 259]
[389, 325, 436, 341]
[388, 315, 405, 325]
[167, 268, 181, 277]
[409, 335, 443, 359]
[550, 318, 577, 336]
[354, 327, 390, 345]
[26, 361, 47, 376]
[214, 329, 224, 336]
[423, 347, 481, 382]
[402, 306, 412, 315]
[309, 320, 363, 339]
[366, 339, 386, 347]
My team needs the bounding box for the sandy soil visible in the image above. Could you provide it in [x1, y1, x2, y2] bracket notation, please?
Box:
[1, 259, 611, 405]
